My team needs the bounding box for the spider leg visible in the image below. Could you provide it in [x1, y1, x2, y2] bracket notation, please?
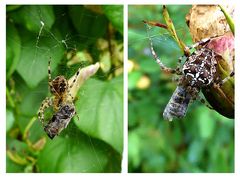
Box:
[48, 57, 62, 98]
[38, 97, 53, 126]
[171, 76, 180, 83]
[198, 96, 213, 110]
[66, 92, 74, 103]
[190, 89, 213, 110]
[69, 69, 80, 89]
[145, 23, 182, 75]
[176, 55, 184, 72]
[48, 57, 52, 83]
[185, 35, 219, 52]
[185, 38, 212, 51]
[67, 68, 81, 101]
[75, 112, 80, 122]
[48, 57, 56, 93]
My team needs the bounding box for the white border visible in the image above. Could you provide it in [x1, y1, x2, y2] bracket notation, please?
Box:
[1, 0, 239, 180]
[1, 0, 237, 5]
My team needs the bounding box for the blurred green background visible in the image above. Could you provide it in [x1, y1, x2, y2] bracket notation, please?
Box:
[6, 5, 123, 173]
[128, 5, 234, 173]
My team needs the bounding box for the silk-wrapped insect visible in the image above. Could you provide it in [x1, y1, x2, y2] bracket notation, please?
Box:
[44, 104, 76, 139]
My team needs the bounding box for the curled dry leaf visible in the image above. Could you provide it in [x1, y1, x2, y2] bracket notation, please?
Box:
[186, 5, 234, 41]
[186, 5, 234, 118]
[68, 63, 100, 100]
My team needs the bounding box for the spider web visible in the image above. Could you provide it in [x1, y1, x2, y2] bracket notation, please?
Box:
[129, 20, 189, 69]
[128, 5, 195, 63]
[7, 5, 123, 173]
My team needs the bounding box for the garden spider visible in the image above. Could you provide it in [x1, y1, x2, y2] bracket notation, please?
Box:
[38, 58, 80, 135]
[145, 23, 234, 121]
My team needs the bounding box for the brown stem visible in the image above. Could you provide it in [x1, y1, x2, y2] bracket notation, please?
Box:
[142, 20, 168, 30]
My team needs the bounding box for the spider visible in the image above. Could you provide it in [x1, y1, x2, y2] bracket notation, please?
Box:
[38, 58, 80, 134]
[145, 24, 234, 121]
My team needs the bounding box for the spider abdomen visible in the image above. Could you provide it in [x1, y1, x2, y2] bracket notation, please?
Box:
[163, 86, 193, 121]
[51, 76, 68, 95]
[182, 48, 217, 87]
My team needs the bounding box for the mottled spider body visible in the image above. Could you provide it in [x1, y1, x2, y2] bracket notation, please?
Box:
[182, 47, 217, 87]
[50, 75, 69, 111]
[44, 104, 76, 139]
[38, 58, 80, 137]
[50, 75, 68, 96]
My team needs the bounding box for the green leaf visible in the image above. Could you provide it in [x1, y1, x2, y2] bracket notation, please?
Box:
[139, 58, 162, 73]
[8, 5, 55, 33]
[6, 5, 22, 12]
[6, 21, 21, 79]
[128, 29, 145, 49]
[128, 71, 142, 90]
[196, 107, 216, 140]
[102, 5, 123, 35]
[187, 140, 204, 164]
[16, 27, 64, 88]
[14, 76, 48, 136]
[17, 78, 48, 117]
[6, 138, 30, 173]
[7, 109, 15, 132]
[74, 75, 123, 153]
[6, 156, 25, 173]
[128, 132, 141, 168]
[68, 6, 108, 46]
[37, 125, 121, 173]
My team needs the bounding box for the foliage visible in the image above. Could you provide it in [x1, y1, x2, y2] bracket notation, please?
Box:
[6, 5, 123, 173]
[128, 5, 234, 173]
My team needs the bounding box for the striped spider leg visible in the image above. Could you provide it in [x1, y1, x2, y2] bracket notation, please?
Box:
[144, 23, 183, 75]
